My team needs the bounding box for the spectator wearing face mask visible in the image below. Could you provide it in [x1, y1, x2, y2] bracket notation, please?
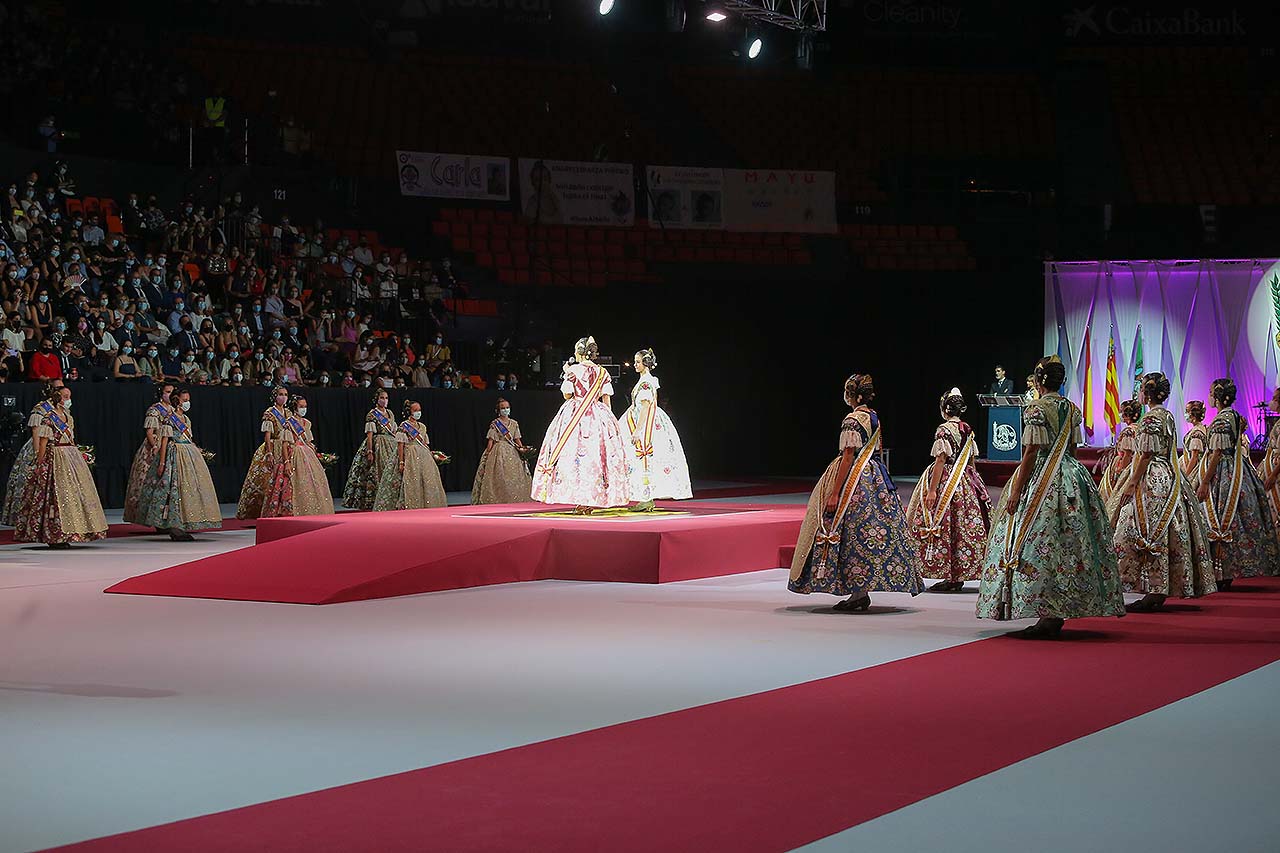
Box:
[89, 317, 119, 365]
[112, 340, 144, 381]
[217, 345, 243, 381]
[178, 349, 200, 378]
[227, 368, 245, 387]
[29, 289, 56, 340]
[411, 359, 433, 389]
[139, 344, 164, 380]
[167, 294, 190, 335]
[168, 315, 200, 354]
[115, 313, 144, 349]
[27, 336, 60, 380]
[81, 216, 105, 246]
[424, 332, 450, 368]
[246, 299, 268, 339]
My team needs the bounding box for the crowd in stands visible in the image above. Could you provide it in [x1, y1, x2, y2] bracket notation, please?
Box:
[0, 163, 521, 392]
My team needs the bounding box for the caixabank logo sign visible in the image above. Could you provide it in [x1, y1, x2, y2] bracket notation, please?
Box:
[1063, 5, 1246, 38]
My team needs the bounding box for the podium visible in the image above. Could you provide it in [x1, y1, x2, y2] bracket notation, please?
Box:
[979, 395, 1027, 461]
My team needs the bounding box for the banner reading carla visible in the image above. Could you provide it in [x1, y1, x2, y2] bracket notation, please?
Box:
[395, 151, 511, 201]
[721, 168, 838, 234]
[518, 159, 635, 227]
[646, 165, 724, 229]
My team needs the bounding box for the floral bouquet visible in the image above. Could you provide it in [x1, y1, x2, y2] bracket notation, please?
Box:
[432, 450, 452, 466]
[78, 444, 96, 468]
[200, 449, 217, 462]
[316, 452, 340, 468]
[518, 445, 539, 461]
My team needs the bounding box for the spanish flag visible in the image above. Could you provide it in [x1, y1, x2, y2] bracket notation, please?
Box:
[1104, 332, 1120, 433]
[1082, 326, 1094, 438]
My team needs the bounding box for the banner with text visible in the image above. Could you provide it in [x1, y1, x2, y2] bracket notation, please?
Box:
[646, 165, 724, 229]
[395, 151, 511, 201]
[721, 169, 838, 234]
[517, 159, 635, 227]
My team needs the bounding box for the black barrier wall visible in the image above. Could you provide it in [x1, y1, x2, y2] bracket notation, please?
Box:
[0, 385, 566, 508]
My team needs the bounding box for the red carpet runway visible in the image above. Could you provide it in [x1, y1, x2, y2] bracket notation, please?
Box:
[53, 578, 1280, 852]
[105, 502, 805, 604]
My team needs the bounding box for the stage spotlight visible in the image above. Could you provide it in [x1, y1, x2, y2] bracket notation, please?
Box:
[748, 36, 763, 58]
[705, 10, 727, 22]
[599, 0, 615, 14]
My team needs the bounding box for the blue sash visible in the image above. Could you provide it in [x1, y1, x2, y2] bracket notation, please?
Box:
[44, 405, 71, 439]
[164, 409, 191, 437]
[372, 408, 394, 433]
[493, 418, 517, 446]
[400, 419, 428, 446]
[267, 407, 305, 440]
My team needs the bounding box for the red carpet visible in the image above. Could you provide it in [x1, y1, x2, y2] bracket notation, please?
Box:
[0, 518, 258, 545]
[55, 579, 1280, 852]
[105, 503, 805, 604]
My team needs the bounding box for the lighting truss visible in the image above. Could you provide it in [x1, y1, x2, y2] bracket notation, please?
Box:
[721, 0, 825, 31]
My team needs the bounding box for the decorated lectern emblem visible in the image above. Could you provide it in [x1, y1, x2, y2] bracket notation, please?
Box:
[993, 423, 1018, 453]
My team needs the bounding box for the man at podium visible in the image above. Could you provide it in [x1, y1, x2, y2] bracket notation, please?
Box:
[989, 364, 1014, 396]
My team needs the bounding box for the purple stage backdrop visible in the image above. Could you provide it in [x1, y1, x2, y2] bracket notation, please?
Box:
[1045, 259, 1280, 447]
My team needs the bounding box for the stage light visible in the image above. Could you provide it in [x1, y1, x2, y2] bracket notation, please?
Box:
[748, 37, 762, 58]
[598, 0, 614, 14]
[705, 11, 727, 22]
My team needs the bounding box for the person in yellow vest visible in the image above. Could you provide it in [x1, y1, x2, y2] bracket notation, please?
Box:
[203, 90, 227, 129]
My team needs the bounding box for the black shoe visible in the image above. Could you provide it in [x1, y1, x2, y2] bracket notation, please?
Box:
[169, 529, 195, 542]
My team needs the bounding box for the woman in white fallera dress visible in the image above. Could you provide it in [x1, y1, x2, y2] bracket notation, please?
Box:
[530, 336, 630, 513]
[618, 349, 692, 510]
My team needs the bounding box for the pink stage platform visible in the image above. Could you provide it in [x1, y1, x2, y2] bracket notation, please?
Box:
[105, 503, 805, 605]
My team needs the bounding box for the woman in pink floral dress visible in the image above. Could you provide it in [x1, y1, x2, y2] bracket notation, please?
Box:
[530, 336, 629, 513]
[906, 389, 991, 591]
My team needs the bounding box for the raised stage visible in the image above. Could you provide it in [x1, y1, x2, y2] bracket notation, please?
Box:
[105, 502, 805, 605]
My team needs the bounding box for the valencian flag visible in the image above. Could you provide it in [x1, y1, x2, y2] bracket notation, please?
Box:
[1132, 323, 1145, 398]
[1082, 326, 1094, 438]
[1104, 331, 1121, 432]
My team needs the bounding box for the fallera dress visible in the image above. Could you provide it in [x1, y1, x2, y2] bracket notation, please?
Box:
[617, 372, 692, 501]
[134, 410, 223, 533]
[13, 404, 108, 544]
[1200, 408, 1279, 580]
[531, 362, 630, 508]
[976, 394, 1125, 621]
[789, 407, 925, 597]
[1110, 406, 1214, 598]
[1, 401, 51, 526]
[905, 418, 991, 583]
[263, 415, 335, 517]
[122, 402, 173, 525]
[342, 406, 400, 510]
[1180, 423, 1210, 489]
[471, 416, 534, 505]
[1098, 422, 1138, 522]
[374, 418, 448, 510]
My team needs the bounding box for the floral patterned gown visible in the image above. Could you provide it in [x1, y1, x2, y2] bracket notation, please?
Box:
[789, 408, 925, 597]
[976, 394, 1125, 621]
[471, 417, 534, 505]
[342, 407, 399, 510]
[261, 415, 335, 517]
[122, 402, 170, 525]
[531, 362, 630, 508]
[14, 405, 108, 544]
[1255, 420, 1280, 542]
[1181, 423, 1210, 489]
[1111, 406, 1214, 598]
[905, 418, 991, 583]
[237, 407, 293, 520]
[1201, 408, 1279, 579]
[1099, 423, 1138, 522]
[1, 402, 50, 526]
[374, 419, 448, 511]
[617, 372, 693, 502]
[135, 411, 223, 533]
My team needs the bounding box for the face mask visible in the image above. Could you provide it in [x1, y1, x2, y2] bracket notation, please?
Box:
[272, 331, 281, 339]
[205, 351, 215, 360]
[229, 351, 239, 359]
[499, 407, 511, 417]
[320, 375, 330, 384]
[263, 379, 273, 387]
[56, 322, 66, 332]
[253, 306, 262, 313]
[288, 327, 297, 335]
[297, 407, 307, 417]
[181, 401, 191, 412]
[403, 337, 411, 345]
[38, 294, 48, 303]
[233, 373, 243, 382]
[63, 399, 72, 409]
[411, 410, 422, 420]
[170, 349, 179, 357]
[496, 380, 506, 390]
[122, 346, 133, 354]
[443, 381, 452, 389]
[347, 311, 356, 319]
[435, 337, 443, 344]
[381, 378, 393, 389]
[362, 379, 372, 388]
[71, 253, 80, 260]
[125, 321, 134, 330]
[239, 327, 249, 335]
[185, 355, 195, 362]
[148, 350, 158, 357]
[174, 303, 184, 312]
[96, 322, 106, 330]
[255, 353, 264, 361]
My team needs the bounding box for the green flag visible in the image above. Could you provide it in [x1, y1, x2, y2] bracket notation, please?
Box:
[1132, 323, 1144, 399]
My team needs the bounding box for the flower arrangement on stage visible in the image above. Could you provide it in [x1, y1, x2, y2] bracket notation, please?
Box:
[78, 445, 95, 468]
[200, 449, 216, 462]
[432, 450, 452, 465]
[316, 452, 340, 468]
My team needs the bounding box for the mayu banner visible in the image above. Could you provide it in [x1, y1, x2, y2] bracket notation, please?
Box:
[395, 151, 511, 201]
[518, 159, 635, 227]
[646, 165, 724, 229]
[721, 169, 838, 234]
